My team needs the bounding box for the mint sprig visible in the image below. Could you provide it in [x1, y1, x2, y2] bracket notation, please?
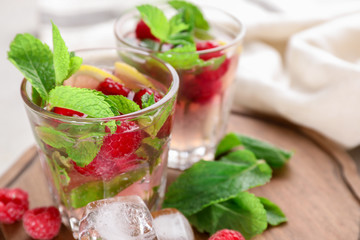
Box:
[106, 95, 141, 114]
[163, 159, 272, 216]
[136, 1, 223, 70]
[163, 132, 290, 238]
[141, 93, 155, 109]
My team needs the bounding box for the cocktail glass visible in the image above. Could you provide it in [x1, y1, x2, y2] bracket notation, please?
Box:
[20, 48, 179, 238]
[114, 4, 245, 170]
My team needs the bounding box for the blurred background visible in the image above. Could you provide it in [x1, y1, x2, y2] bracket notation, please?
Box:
[1, 0, 360, 176]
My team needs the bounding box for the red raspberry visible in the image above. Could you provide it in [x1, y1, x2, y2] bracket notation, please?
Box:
[209, 229, 245, 240]
[96, 78, 131, 96]
[135, 19, 159, 41]
[133, 88, 162, 109]
[181, 58, 230, 104]
[196, 41, 223, 61]
[0, 188, 29, 224]
[73, 121, 143, 180]
[53, 107, 85, 117]
[23, 206, 61, 240]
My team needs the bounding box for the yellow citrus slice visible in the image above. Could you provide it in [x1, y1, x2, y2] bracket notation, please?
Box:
[114, 62, 154, 89]
[64, 65, 123, 89]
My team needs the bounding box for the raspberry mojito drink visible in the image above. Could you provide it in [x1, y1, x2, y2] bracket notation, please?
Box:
[115, 1, 245, 169]
[9, 23, 178, 236]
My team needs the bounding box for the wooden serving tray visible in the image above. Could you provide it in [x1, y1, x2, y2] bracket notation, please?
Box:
[0, 111, 359, 240]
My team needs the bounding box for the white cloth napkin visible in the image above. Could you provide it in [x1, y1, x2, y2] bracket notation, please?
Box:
[195, 0, 360, 149]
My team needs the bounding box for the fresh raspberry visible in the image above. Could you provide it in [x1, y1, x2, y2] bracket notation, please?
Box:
[0, 188, 29, 224]
[53, 107, 85, 117]
[133, 88, 162, 109]
[209, 229, 245, 240]
[23, 206, 61, 240]
[73, 121, 143, 180]
[135, 19, 159, 41]
[181, 58, 230, 104]
[96, 78, 131, 96]
[196, 41, 223, 61]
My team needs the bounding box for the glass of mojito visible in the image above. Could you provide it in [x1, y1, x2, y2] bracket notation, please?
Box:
[114, 1, 245, 169]
[10, 23, 178, 237]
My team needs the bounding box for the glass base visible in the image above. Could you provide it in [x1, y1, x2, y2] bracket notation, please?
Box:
[168, 146, 215, 170]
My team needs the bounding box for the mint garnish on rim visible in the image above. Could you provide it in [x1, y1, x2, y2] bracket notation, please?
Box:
[136, 1, 225, 70]
[8, 22, 145, 117]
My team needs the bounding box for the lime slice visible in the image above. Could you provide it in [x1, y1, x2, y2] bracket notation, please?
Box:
[64, 65, 123, 89]
[114, 62, 154, 89]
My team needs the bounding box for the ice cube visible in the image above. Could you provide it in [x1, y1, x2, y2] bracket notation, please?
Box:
[151, 208, 195, 240]
[78, 195, 158, 240]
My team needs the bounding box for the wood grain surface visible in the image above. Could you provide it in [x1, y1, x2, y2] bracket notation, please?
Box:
[0, 112, 359, 240]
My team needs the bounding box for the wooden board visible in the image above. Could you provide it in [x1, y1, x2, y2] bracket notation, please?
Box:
[0, 112, 359, 240]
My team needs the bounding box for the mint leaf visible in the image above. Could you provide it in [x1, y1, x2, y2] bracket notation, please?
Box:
[258, 197, 287, 226]
[67, 56, 82, 79]
[137, 4, 169, 41]
[52, 22, 70, 85]
[52, 23, 82, 85]
[106, 95, 141, 114]
[215, 132, 242, 158]
[67, 52, 82, 79]
[8, 33, 55, 100]
[167, 32, 194, 46]
[156, 44, 203, 69]
[141, 93, 155, 109]
[31, 87, 43, 106]
[56, 122, 106, 136]
[215, 132, 292, 168]
[70, 167, 146, 208]
[219, 149, 258, 166]
[194, 28, 214, 40]
[163, 160, 272, 216]
[207, 55, 226, 70]
[168, 0, 210, 30]
[142, 136, 165, 150]
[52, 151, 71, 169]
[169, 11, 190, 36]
[239, 135, 292, 168]
[36, 126, 74, 149]
[67, 140, 102, 167]
[48, 86, 115, 118]
[188, 192, 267, 239]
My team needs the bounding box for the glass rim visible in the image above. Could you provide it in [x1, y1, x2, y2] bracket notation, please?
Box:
[20, 47, 179, 123]
[114, 3, 246, 55]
